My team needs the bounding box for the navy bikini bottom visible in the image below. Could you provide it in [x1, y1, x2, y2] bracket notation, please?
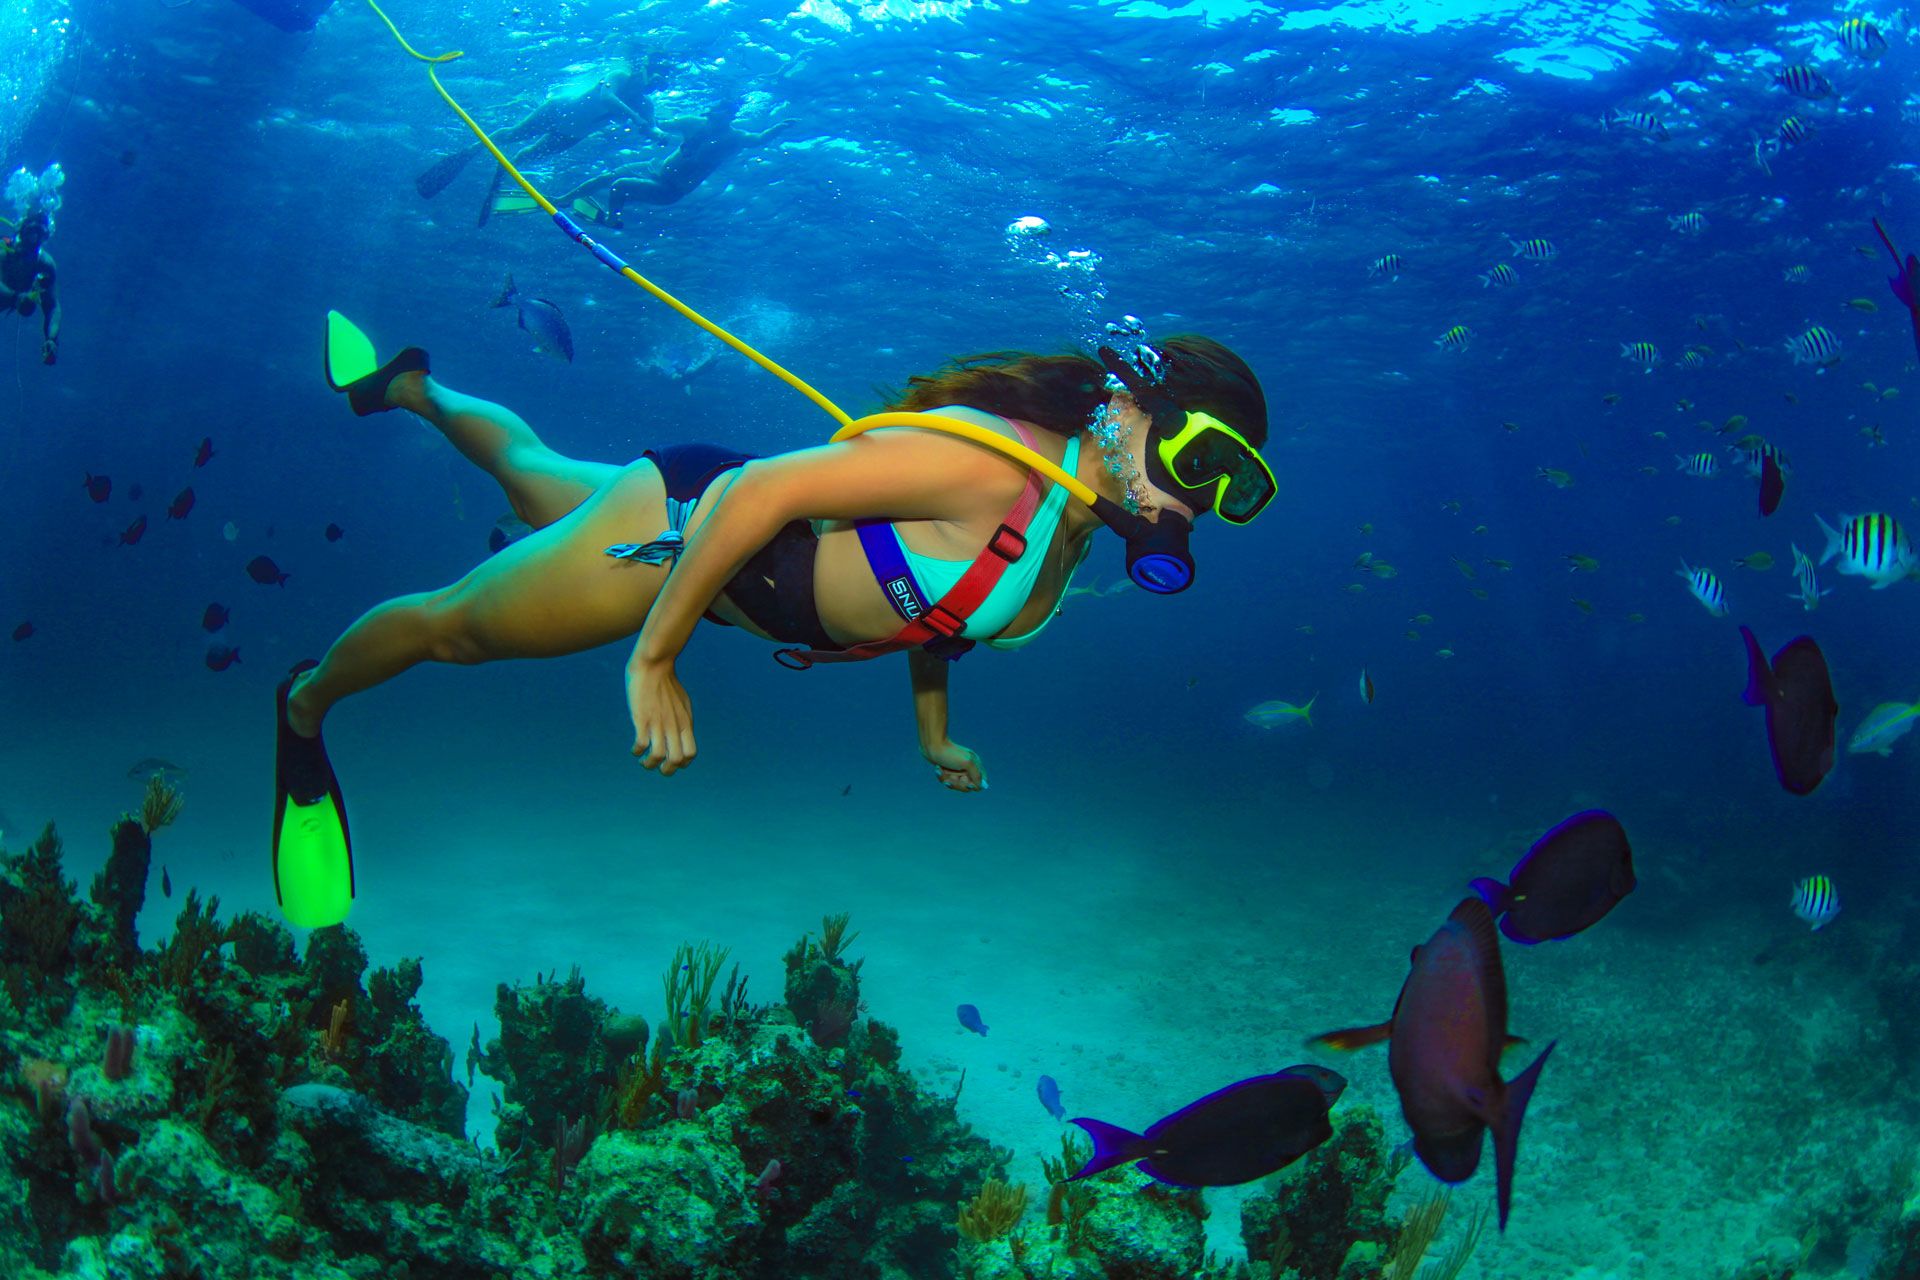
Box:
[640, 443, 836, 650]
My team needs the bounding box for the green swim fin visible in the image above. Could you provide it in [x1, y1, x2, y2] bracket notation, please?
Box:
[273, 661, 354, 928]
[323, 310, 430, 416]
[491, 192, 609, 223]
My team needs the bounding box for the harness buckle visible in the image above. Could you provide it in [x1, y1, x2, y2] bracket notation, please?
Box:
[921, 605, 965, 638]
[987, 523, 1027, 562]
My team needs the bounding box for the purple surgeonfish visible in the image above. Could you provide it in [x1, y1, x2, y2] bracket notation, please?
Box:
[1872, 218, 1920, 362]
[1068, 1064, 1346, 1188]
[1739, 626, 1837, 796]
[1759, 452, 1784, 518]
[1310, 899, 1554, 1230]
[1471, 810, 1636, 944]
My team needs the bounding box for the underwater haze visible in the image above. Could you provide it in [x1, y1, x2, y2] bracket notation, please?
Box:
[3, 0, 1920, 1276]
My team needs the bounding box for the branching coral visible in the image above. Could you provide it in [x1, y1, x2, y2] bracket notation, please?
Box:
[153, 891, 223, 992]
[139, 774, 184, 834]
[817, 911, 859, 963]
[958, 1177, 1028, 1242]
[662, 941, 729, 1049]
[1387, 1192, 1485, 1280]
[2, 825, 78, 985]
[1041, 1130, 1097, 1254]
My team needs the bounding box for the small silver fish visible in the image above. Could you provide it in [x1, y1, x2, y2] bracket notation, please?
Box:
[1244, 696, 1316, 729]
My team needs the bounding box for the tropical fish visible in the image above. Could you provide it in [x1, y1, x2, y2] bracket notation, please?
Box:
[1677, 350, 1705, 370]
[1775, 116, 1813, 147]
[1068, 1065, 1346, 1188]
[1675, 453, 1717, 478]
[1569, 599, 1593, 616]
[325, 523, 345, 543]
[1602, 109, 1668, 139]
[1479, 263, 1519, 288]
[160, 867, 171, 898]
[1358, 669, 1375, 705]
[1733, 552, 1773, 571]
[1667, 212, 1706, 235]
[955, 1004, 988, 1036]
[1872, 218, 1920, 362]
[1815, 512, 1914, 588]
[193, 436, 214, 468]
[11, 621, 32, 641]
[1846, 298, 1878, 313]
[1838, 18, 1888, 58]
[1740, 626, 1838, 796]
[1450, 556, 1477, 578]
[1773, 65, 1834, 100]
[1847, 700, 1920, 757]
[1601, 392, 1622, 405]
[1410, 614, 1434, 626]
[1367, 254, 1405, 278]
[1729, 435, 1781, 477]
[126, 758, 186, 782]
[1786, 325, 1841, 366]
[1791, 875, 1840, 930]
[201, 603, 229, 632]
[1310, 898, 1556, 1231]
[246, 555, 290, 586]
[1484, 560, 1512, 572]
[1435, 324, 1473, 352]
[1787, 543, 1829, 611]
[1564, 554, 1598, 573]
[1470, 810, 1635, 944]
[1509, 237, 1558, 261]
[82, 473, 111, 503]
[1436, 646, 1457, 657]
[118, 515, 147, 546]
[1367, 560, 1398, 579]
[1536, 468, 1573, 489]
[222, 521, 238, 542]
[1245, 697, 1316, 729]
[1677, 559, 1728, 616]
[204, 644, 241, 672]
[491, 273, 575, 363]
[1037, 1075, 1065, 1121]
[167, 487, 195, 520]
[1782, 265, 1810, 284]
[1621, 341, 1660, 370]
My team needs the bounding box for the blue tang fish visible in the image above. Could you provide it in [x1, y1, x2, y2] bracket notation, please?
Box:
[1067, 1065, 1345, 1188]
[956, 1004, 988, 1036]
[1036, 1075, 1064, 1120]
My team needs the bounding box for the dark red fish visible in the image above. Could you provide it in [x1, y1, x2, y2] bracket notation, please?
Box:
[1740, 626, 1837, 796]
[82, 473, 110, 503]
[11, 621, 32, 641]
[119, 515, 148, 546]
[324, 522, 344, 543]
[1471, 810, 1635, 944]
[193, 437, 214, 467]
[1068, 1065, 1345, 1187]
[246, 556, 288, 585]
[160, 866, 171, 898]
[204, 643, 242, 672]
[1311, 899, 1555, 1231]
[167, 487, 196, 520]
[202, 603, 230, 633]
[1759, 452, 1784, 518]
[1873, 218, 1920, 362]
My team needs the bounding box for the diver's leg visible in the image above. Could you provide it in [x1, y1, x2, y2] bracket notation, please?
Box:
[287, 461, 671, 735]
[386, 371, 620, 528]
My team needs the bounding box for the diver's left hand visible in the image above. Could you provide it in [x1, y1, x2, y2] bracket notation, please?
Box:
[922, 739, 987, 793]
[40, 338, 55, 365]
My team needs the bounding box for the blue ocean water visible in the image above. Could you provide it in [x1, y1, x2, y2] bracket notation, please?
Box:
[3, 0, 1919, 1275]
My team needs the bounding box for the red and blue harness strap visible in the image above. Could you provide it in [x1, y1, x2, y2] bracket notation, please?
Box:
[773, 420, 1047, 670]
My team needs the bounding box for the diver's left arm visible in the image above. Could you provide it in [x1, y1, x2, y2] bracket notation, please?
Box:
[909, 648, 987, 793]
[38, 254, 57, 364]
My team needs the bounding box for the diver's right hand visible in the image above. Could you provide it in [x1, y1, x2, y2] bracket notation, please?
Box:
[628, 657, 696, 775]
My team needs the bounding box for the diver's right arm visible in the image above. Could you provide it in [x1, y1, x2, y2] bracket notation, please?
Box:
[626, 432, 1011, 775]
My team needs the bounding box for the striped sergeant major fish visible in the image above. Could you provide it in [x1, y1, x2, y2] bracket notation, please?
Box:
[1787, 325, 1842, 366]
[1435, 324, 1473, 351]
[1776, 116, 1813, 146]
[1668, 212, 1708, 235]
[1787, 543, 1829, 610]
[1368, 253, 1406, 278]
[1479, 262, 1519, 288]
[1509, 237, 1558, 262]
[1773, 64, 1835, 100]
[1677, 559, 1729, 616]
[1816, 512, 1916, 588]
[1731, 436, 1787, 478]
[1838, 18, 1888, 59]
[1782, 264, 1811, 283]
[1602, 109, 1669, 139]
[1791, 875, 1839, 930]
[1620, 341, 1661, 369]
[1678, 350, 1706, 370]
[1675, 452, 1718, 478]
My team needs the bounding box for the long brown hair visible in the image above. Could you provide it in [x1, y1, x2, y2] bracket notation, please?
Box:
[883, 336, 1268, 447]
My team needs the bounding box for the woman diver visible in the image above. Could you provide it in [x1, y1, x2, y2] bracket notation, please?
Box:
[272, 313, 1273, 927]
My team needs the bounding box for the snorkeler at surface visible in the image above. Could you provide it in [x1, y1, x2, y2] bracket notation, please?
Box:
[548, 100, 795, 227]
[1, 211, 61, 366]
[414, 47, 668, 214]
[272, 312, 1273, 925]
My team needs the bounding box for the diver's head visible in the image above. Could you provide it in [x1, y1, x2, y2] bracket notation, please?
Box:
[1093, 334, 1271, 524]
[15, 211, 49, 249]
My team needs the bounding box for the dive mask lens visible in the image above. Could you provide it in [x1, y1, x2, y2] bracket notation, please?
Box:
[1161, 413, 1275, 524]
